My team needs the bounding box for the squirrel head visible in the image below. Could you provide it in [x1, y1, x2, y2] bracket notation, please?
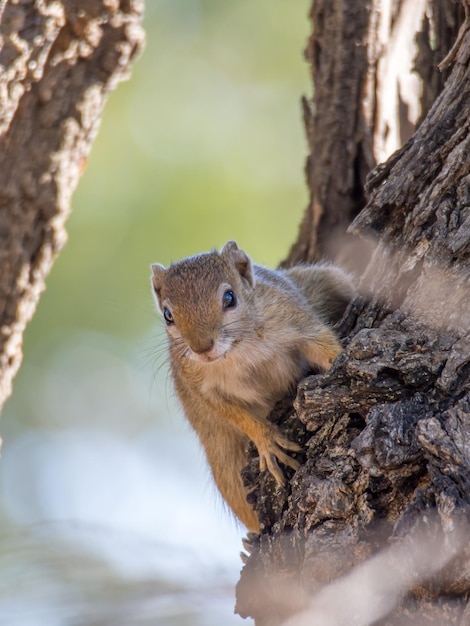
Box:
[151, 241, 256, 363]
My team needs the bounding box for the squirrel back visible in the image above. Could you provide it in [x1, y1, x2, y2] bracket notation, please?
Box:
[285, 264, 355, 325]
[151, 241, 355, 531]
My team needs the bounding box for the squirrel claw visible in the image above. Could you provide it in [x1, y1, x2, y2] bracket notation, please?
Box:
[279, 439, 302, 453]
[259, 447, 300, 486]
[264, 453, 285, 486]
[257, 430, 302, 485]
[240, 532, 259, 562]
[242, 532, 258, 554]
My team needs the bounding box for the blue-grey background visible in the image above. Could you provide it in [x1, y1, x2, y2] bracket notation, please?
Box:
[0, 1, 309, 623]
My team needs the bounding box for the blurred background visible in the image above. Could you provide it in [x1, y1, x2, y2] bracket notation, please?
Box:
[0, 1, 310, 624]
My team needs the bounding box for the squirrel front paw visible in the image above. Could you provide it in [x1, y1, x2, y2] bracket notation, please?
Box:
[256, 429, 301, 486]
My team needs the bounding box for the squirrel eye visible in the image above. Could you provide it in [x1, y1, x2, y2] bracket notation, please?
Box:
[222, 289, 236, 309]
[163, 307, 174, 324]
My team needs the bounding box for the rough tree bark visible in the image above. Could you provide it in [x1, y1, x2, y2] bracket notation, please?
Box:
[237, 1, 470, 624]
[0, 0, 144, 412]
[284, 0, 463, 272]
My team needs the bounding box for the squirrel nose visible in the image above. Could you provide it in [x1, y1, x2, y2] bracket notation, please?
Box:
[191, 338, 215, 354]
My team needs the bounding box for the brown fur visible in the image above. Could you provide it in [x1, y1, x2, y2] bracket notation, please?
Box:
[151, 241, 355, 532]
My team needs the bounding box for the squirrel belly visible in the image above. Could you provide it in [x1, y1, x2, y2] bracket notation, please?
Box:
[151, 241, 355, 532]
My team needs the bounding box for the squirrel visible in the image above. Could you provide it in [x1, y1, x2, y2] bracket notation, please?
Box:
[151, 241, 355, 532]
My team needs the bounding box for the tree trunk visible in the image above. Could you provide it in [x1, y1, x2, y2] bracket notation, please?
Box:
[284, 0, 463, 273]
[237, 1, 470, 624]
[0, 0, 144, 411]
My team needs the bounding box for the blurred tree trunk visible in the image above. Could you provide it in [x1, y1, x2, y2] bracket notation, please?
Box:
[0, 1, 144, 412]
[237, 1, 470, 625]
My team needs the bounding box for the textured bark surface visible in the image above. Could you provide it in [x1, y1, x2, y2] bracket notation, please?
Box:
[282, 0, 375, 271]
[237, 2, 470, 624]
[0, 0, 144, 410]
[284, 0, 463, 273]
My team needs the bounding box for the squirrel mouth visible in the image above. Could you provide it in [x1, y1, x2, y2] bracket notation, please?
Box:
[189, 348, 221, 364]
[200, 353, 219, 363]
[190, 342, 236, 363]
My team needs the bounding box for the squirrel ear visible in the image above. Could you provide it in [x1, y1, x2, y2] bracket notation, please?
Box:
[221, 241, 255, 287]
[150, 263, 166, 303]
